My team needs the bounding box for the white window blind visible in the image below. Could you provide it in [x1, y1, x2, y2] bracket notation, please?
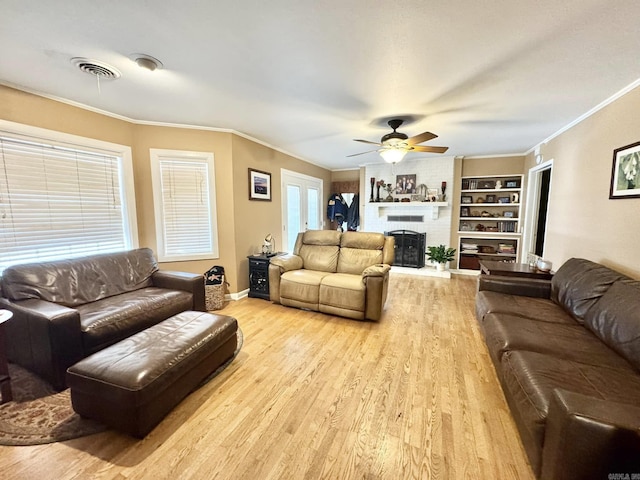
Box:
[150, 149, 218, 262]
[0, 134, 136, 272]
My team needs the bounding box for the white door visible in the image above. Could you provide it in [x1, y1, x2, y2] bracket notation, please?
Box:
[281, 169, 323, 253]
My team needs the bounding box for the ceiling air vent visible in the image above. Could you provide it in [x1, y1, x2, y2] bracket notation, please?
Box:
[71, 57, 121, 79]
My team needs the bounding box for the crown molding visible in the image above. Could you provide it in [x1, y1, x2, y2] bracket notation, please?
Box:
[0, 81, 319, 168]
[526, 77, 640, 155]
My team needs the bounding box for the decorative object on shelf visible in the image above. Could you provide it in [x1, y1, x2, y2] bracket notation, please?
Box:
[418, 183, 428, 198]
[504, 211, 515, 218]
[480, 211, 491, 217]
[401, 197, 410, 202]
[410, 194, 425, 202]
[460, 222, 472, 231]
[610, 140, 640, 199]
[440, 181, 447, 201]
[506, 179, 520, 188]
[460, 207, 470, 217]
[495, 180, 502, 189]
[511, 192, 519, 203]
[536, 258, 553, 272]
[375, 179, 384, 202]
[262, 233, 273, 255]
[498, 196, 511, 204]
[478, 180, 495, 189]
[370, 177, 375, 202]
[395, 174, 417, 194]
[475, 224, 486, 231]
[427, 245, 457, 271]
[461, 195, 473, 204]
[248, 168, 272, 201]
[384, 183, 394, 202]
[427, 188, 438, 202]
[486, 194, 496, 203]
[476, 197, 485, 203]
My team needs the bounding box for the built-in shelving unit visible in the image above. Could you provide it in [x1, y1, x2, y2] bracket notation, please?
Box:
[457, 175, 523, 271]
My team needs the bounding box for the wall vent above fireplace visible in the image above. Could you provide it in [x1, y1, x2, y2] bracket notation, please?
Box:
[388, 215, 424, 222]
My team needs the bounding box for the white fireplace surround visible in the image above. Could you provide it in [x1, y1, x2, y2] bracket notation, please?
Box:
[362, 157, 455, 251]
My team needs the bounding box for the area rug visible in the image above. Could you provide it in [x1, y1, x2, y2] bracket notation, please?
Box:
[0, 327, 243, 446]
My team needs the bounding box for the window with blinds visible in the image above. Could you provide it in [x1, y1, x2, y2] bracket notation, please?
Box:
[150, 149, 219, 262]
[0, 128, 137, 273]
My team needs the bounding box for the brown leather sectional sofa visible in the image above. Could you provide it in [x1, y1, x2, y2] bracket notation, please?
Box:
[0, 248, 205, 390]
[476, 258, 640, 479]
[269, 230, 394, 321]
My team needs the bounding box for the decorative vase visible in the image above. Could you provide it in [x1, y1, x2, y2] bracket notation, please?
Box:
[370, 177, 375, 202]
[376, 185, 381, 202]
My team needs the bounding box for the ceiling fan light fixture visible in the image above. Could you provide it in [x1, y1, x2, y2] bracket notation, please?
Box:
[380, 148, 407, 164]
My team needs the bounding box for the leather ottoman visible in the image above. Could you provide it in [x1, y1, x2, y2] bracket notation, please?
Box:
[66, 311, 238, 438]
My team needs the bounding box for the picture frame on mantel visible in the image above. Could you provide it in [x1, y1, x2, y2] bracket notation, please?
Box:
[610, 141, 640, 199]
[248, 168, 272, 201]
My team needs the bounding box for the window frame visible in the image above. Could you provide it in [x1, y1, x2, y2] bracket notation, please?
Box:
[149, 148, 219, 262]
[0, 119, 139, 271]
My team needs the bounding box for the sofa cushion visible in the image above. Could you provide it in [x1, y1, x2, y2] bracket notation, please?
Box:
[476, 290, 575, 325]
[337, 232, 385, 275]
[299, 245, 340, 273]
[551, 258, 630, 323]
[1, 248, 158, 307]
[77, 287, 193, 354]
[583, 280, 640, 372]
[483, 313, 633, 370]
[319, 273, 365, 312]
[280, 270, 331, 304]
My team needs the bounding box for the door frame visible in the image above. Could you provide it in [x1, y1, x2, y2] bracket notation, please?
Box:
[521, 159, 553, 262]
[280, 169, 324, 252]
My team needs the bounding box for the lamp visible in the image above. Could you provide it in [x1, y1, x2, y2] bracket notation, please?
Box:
[380, 148, 407, 164]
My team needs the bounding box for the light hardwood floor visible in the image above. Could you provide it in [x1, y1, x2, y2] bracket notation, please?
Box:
[1, 273, 534, 480]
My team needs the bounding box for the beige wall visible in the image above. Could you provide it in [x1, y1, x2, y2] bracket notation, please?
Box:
[526, 86, 640, 278]
[231, 135, 332, 291]
[0, 85, 332, 293]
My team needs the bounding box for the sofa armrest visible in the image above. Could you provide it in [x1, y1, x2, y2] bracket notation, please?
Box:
[152, 270, 205, 311]
[477, 275, 551, 298]
[269, 254, 303, 273]
[541, 389, 640, 480]
[363, 264, 391, 278]
[0, 297, 82, 390]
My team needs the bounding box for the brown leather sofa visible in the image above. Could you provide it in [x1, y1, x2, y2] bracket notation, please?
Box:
[476, 258, 640, 479]
[0, 248, 205, 390]
[269, 230, 394, 321]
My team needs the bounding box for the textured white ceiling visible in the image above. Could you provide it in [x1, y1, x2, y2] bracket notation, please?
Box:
[1, 0, 640, 170]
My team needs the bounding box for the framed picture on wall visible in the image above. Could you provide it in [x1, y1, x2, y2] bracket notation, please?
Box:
[248, 168, 272, 201]
[610, 141, 640, 199]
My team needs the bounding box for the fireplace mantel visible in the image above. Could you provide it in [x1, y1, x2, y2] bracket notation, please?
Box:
[372, 201, 448, 219]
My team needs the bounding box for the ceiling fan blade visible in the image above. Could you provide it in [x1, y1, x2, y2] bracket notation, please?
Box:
[411, 145, 449, 154]
[347, 149, 379, 157]
[354, 139, 382, 146]
[406, 131, 437, 145]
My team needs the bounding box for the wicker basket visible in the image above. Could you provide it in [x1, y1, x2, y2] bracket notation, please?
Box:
[205, 284, 225, 310]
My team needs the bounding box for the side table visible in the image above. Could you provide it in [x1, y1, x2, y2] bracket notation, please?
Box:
[248, 253, 284, 300]
[0, 309, 13, 403]
[479, 260, 554, 280]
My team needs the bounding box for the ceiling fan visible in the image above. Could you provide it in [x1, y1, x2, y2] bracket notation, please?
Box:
[348, 119, 448, 163]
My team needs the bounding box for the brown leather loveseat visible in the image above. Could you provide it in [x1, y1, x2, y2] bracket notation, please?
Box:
[475, 258, 640, 479]
[269, 230, 394, 321]
[0, 248, 205, 390]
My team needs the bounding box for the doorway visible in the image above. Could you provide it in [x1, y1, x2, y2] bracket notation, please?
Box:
[523, 160, 553, 261]
[281, 169, 323, 253]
